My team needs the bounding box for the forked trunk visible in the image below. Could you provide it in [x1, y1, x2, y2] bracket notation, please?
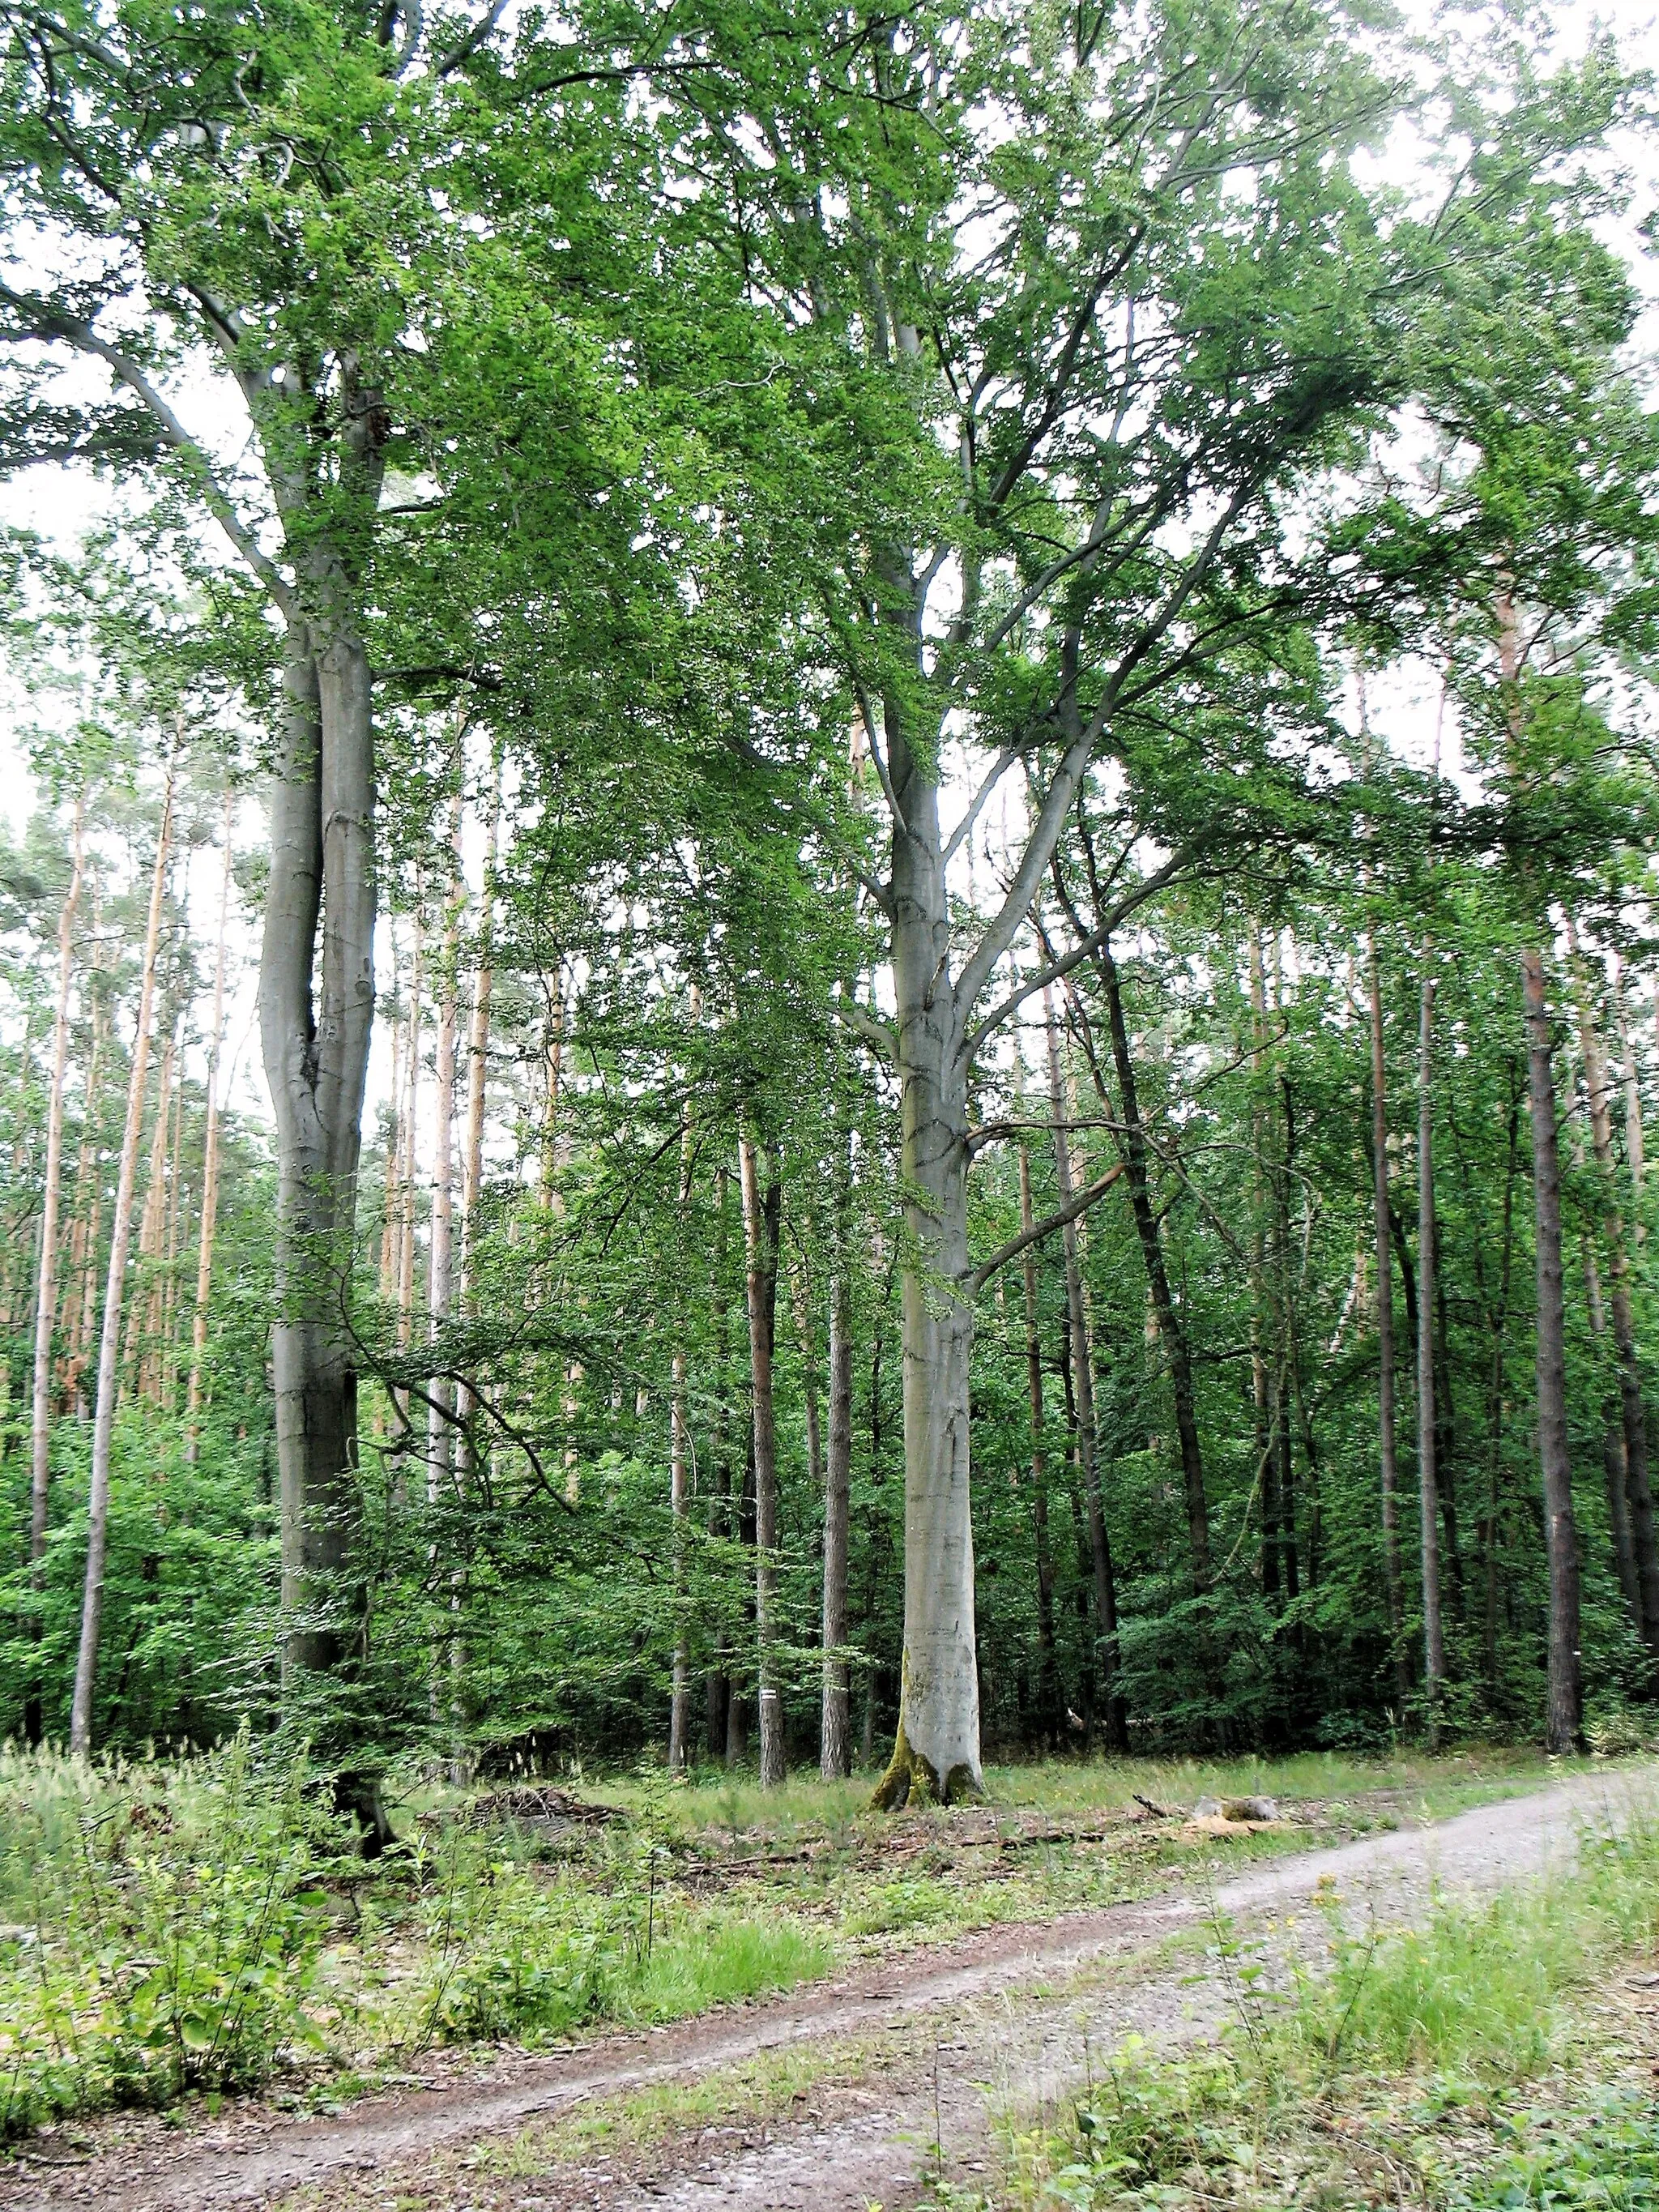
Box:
[1520, 950, 1583, 1753]
[70, 778, 173, 1757]
[28, 796, 85, 1742]
[259, 618, 385, 1840]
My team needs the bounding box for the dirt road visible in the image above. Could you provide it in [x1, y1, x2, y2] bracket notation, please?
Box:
[3, 1765, 1648, 2212]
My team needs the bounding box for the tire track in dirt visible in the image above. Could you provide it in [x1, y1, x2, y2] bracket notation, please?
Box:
[2, 1766, 1648, 2212]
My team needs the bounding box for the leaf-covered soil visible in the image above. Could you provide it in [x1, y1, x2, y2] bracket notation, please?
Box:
[2, 1760, 1646, 2212]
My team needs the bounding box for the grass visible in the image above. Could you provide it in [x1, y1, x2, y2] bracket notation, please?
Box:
[589, 1744, 1572, 1845]
[932, 1775, 1659, 2210]
[0, 1736, 1606, 2146]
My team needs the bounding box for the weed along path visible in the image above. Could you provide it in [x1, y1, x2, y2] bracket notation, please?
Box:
[2, 1766, 1649, 2212]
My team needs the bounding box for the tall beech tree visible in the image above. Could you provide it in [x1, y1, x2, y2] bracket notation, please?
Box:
[689, 0, 1626, 1800]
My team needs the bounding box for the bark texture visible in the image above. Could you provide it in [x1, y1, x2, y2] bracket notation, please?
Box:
[872, 715, 982, 1808]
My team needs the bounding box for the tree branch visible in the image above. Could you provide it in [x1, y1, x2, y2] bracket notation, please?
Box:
[0, 290, 296, 619]
[961, 848, 1190, 1064]
[434, 0, 506, 75]
[966, 1163, 1125, 1293]
[942, 743, 1016, 870]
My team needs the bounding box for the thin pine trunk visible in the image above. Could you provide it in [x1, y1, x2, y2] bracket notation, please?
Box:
[395, 902, 425, 1433]
[1521, 948, 1584, 1753]
[1417, 970, 1445, 1736]
[127, 1025, 175, 1400]
[1570, 935, 1659, 1653]
[740, 1132, 785, 1787]
[71, 774, 173, 1757]
[67, 1007, 105, 1419]
[1094, 946, 1210, 1591]
[27, 796, 86, 1741]
[821, 1209, 854, 1780]
[427, 803, 463, 1498]
[1046, 997, 1127, 1751]
[186, 809, 234, 1461]
[160, 1015, 188, 1407]
[1019, 1147, 1062, 1742]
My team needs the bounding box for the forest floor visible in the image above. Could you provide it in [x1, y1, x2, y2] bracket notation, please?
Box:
[0, 1749, 1648, 2212]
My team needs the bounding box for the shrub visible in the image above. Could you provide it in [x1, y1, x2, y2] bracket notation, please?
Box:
[0, 1737, 337, 2135]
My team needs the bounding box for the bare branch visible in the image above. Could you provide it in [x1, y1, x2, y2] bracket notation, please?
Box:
[435, 0, 506, 75]
[966, 1162, 1125, 1293]
[942, 744, 1016, 870]
[962, 848, 1191, 1063]
[0, 290, 296, 618]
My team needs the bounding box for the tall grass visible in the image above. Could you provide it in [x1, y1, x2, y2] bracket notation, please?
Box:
[0, 1743, 833, 2138]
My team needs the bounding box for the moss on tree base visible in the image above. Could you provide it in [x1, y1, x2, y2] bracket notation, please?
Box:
[870, 1720, 983, 1810]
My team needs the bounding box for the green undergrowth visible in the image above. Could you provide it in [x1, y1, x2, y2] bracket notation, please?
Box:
[0, 1739, 1611, 2148]
[926, 1784, 1659, 2210]
[0, 1740, 829, 2140]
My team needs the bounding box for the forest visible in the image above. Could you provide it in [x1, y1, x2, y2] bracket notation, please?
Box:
[2, 0, 1659, 2201]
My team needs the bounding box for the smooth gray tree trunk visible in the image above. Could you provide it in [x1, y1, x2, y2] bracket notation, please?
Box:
[260, 615, 386, 1840]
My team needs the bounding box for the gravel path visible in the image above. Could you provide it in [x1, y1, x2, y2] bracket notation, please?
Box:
[3, 1765, 1648, 2212]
